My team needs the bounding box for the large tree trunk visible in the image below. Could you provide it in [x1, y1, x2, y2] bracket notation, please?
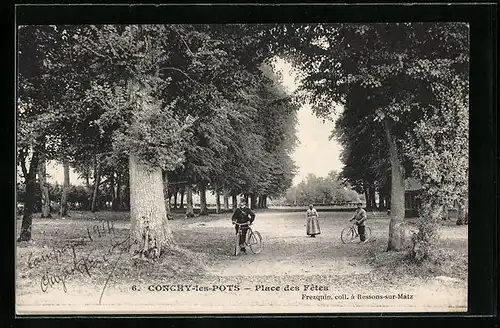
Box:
[262, 195, 268, 209]
[456, 196, 468, 225]
[232, 194, 237, 209]
[363, 181, 369, 208]
[60, 158, 70, 217]
[199, 182, 208, 216]
[179, 188, 184, 209]
[215, 186, 221, 214]
[412, 203, 441, 262]
[162, 172, 171, 216]
[129, 154, 174, 259]
[223, 188, 229, 211]
[173, 189, 178, 209]
[111, 172, 118, 211]
[250, 193, 257, 209]
[115, 172, 122, 211]
[185, 184, 194, 217]
[18, 149, 40, 242]
[91, 161, 101, 213]
[378, 191, 384, 209]
[369, 183, 376, 209]
[124, 175, 130, 210]
[384, 120, 406, 251]
[38, 145, 51, 218]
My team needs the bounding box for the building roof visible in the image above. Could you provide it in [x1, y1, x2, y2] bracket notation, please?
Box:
[405, 177, 422, 191]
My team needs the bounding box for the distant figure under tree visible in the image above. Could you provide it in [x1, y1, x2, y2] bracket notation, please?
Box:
[306, 204, 321, 237]
[350, 202, 367, 242]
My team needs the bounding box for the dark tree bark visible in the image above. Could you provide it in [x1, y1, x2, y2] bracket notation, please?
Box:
[173, 189, 178, 209]
[223, 188, 229, 211]
[363, 181, 369, 209]
[91, 161, 101, 213]
[124, 175, 130, 210]
[250, 194, 257, 209]
[378, 191, 384, 209]
[186, 184, 194, 217]
[199, 182, 208, 216]
[115, 172, 122, 210]
[215, 186, 221, 214]
[262, 195, 268, 208]
[18, 149, 40, 242]
[384, 119, 406, 251]
[38, 142, 51, 218]
[232, 194, 237, 209]
[111, 172, 118, 211]
[456, 198, 468, 225]
[60, 158, 70, 217]
[162, 171, 171, 216]
[85, 173, 91, 190]
[179, 188, 185, 209]
[369, 183, 376, 209]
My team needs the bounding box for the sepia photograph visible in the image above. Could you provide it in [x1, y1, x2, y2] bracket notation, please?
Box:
[16, 21, 469, 314]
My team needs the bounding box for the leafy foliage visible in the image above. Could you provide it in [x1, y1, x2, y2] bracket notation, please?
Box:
[267, 22, 469, 254]
[284, 172, 360, 206]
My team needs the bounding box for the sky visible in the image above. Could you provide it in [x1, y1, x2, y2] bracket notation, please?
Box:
[43, 58, 344, 188]
[274, 58, 344, 186]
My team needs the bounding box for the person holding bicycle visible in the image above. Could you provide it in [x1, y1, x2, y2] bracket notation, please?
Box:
[350, 202, 367, 242]
[231, 197, 256, 253]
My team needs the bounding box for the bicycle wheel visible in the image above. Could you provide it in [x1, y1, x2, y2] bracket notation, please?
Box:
[364, 226, 371, 240]
[341, 227, 355, 244]
[247, 230, 263, 254]
[234, 232, 240, 256]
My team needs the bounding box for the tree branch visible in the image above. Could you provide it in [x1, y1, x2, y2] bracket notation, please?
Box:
[80, 36, 113, 61]
[173, 27, 195, 57]
[159, 67, 202, 86]
[18, 150, 28, 181]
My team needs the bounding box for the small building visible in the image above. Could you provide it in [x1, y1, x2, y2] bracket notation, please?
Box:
[404, 178, 462, 219]
[404, 178, 422, 218]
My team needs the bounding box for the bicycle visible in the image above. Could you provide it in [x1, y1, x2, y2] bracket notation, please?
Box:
[233, 222, 262, 255]
[340, 221, 371, 244]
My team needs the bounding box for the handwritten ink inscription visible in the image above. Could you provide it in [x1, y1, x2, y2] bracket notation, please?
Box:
[24, 220, 136, 302]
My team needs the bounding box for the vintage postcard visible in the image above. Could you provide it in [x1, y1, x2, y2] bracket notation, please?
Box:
[16, 21, 469, 314]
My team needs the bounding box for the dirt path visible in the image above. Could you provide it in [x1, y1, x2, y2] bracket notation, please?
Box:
[185, 212, 374, 276]
[16, 211, 468, 314]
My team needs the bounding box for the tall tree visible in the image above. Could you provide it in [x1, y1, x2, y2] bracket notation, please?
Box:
[17, 25, 79, 240]
[53, 25, 195, 257]
[60, 157, 70, 216]
[37, 138, 51, 218]
[270, 23, 469, 252]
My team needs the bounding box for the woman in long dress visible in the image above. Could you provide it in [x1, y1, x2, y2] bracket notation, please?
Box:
[306, 204, 321, 237]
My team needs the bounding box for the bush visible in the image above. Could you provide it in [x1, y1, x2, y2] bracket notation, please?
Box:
[411, 218, 440, 263]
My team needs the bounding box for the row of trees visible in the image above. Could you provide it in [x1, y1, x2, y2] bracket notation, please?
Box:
[18, 23, 469, 263]
[273, 23, 469, 260]
[283, 172, 361, 206]
[17, 181, 129, 213]
[17, 25, 298, 259]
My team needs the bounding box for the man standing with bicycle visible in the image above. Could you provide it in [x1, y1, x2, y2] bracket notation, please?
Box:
[350, 202, 367, 242]
[231, 197, 256, 253]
